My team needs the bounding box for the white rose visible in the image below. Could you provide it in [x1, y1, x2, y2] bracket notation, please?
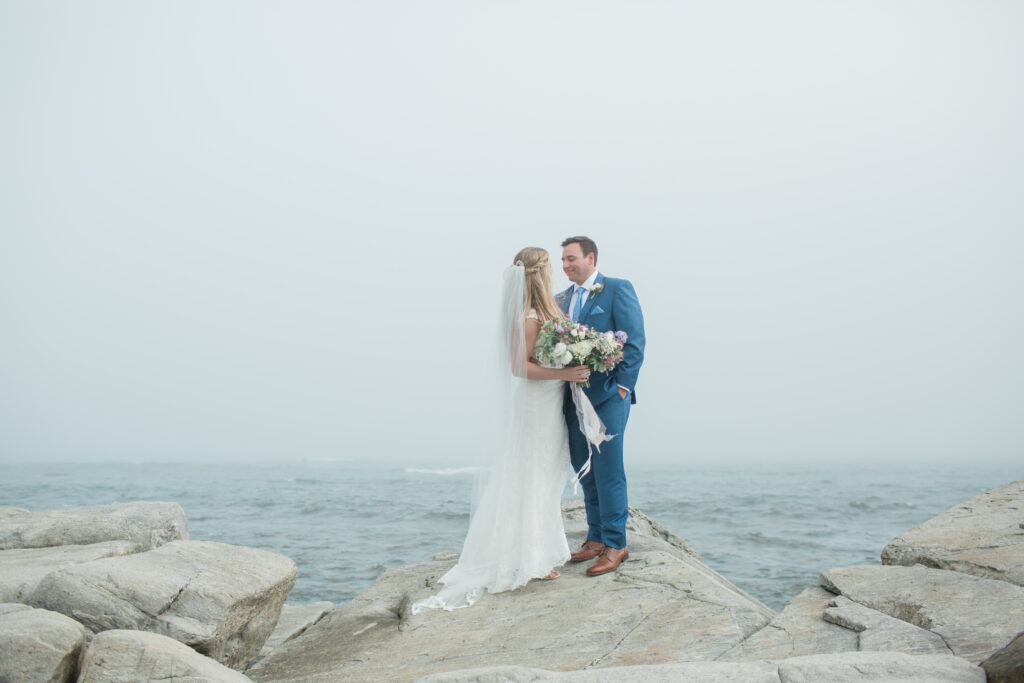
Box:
[573, 340, 594, 358]
[560, 351, 573, 365]
[553, 342, 567, 356]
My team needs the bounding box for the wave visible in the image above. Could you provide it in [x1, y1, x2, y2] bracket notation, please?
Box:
[404, 467, 482, 476]
[848, 500, 915, 510]
[744, 531, 824, 550]
[424, 510, 471, 521]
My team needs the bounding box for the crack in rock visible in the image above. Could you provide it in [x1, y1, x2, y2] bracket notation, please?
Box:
[614, 571, 694, 594]
[393, 595, 411, 630]
[156, 576, 195, 617]
[714, 622, 789, 661]
[932, 628, 956, 655]
[584, 607, 658, 669]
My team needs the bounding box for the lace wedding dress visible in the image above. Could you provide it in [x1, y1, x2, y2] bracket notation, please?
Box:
[412, 307, 571, 612]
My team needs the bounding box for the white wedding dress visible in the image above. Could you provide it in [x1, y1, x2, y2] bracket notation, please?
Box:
[412, 307, 571, 612]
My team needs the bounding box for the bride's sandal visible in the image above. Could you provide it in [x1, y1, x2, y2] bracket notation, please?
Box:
[540, 570, 560, 580]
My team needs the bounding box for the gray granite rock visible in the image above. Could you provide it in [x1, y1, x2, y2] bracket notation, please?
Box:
[78, 630, 253, 682]
[416, 652, 983, 682]
[0, 602, 32, 616]
[0, 507, 29, 520]
[0, 501, 188, 551]
[248, 502, 773, 682]
[29, 539, 296, 670]
[883, 480, 1024, 587]
[823, 595, 950, 655]
[0, 604, 87, 683]
[721, 582, 964, 662]
[717, 586, 858, 660]
[981, 631, 1024, 683]
[820, 564, 1024, 663]
[417, 661, 779, 682]
[0, 541, 134, 602]
[774, 651, 984, 682]
[256, 601, 334, 659]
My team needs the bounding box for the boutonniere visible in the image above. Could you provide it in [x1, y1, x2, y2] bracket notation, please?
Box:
[590, 283, 604, 295]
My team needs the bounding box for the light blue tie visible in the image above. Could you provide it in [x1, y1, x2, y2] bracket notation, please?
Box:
[571, 286, 584, 321]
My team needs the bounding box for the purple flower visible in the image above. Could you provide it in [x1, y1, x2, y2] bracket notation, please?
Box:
[555, 325, 564, 334]
[615, 330, 628, 343]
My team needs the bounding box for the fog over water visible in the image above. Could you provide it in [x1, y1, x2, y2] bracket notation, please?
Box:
[2, 1, 1021, 467]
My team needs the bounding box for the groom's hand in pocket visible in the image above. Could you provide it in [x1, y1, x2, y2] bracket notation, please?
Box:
[618, 387, 629, 400]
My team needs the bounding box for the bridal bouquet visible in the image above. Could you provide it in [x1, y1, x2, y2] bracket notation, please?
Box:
[534, 319, 628, 386]
[536, 319, 628, 488]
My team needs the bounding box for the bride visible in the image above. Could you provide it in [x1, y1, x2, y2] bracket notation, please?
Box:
[412, 247, 590, 612]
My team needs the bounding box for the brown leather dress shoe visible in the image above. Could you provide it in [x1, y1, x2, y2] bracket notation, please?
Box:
[570, 540, 606, 563]
[586, 546, 629, 576]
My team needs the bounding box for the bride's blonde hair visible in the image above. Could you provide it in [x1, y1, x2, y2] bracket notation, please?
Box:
[514, 247, 566, 323]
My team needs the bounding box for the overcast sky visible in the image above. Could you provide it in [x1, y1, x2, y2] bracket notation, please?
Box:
[1, 1, 1021, 466]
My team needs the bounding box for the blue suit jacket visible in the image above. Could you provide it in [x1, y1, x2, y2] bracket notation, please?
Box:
[558, 273, 645, 407]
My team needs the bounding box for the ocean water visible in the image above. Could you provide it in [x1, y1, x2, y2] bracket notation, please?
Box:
[0, 461, 1018, 611]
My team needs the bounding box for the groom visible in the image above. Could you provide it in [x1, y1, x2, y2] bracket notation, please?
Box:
[558, 236, 645, 576]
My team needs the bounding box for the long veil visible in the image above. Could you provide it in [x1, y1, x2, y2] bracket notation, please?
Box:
[412, 264, 531, 612]
[471, 264, 529, 514]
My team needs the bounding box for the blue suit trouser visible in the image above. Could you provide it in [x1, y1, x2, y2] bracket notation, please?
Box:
[566, 393, 631, 549]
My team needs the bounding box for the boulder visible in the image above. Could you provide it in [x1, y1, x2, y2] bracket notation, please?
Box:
[78, 630, 253, 682]
[820, 564, 1024, 663]
[823, 595, 950, 655]
[981, 631, 1024, 683]
[717, 587, 857, 660]
[0, 541, 134, 602]
[29, 540, 296, 670]
[0, 603, 31, 616]
[257, 601, 334, 658]
[0, 501, 188, 551]
[248, 503, 773, 682]
[0, 507, 29, 519]
[416, 652, 984, 682]
[418, 661, 780, 682]
[882, 480, 1024, 587]
[772, 651, 984, 682]
[0, 604, 87, 683]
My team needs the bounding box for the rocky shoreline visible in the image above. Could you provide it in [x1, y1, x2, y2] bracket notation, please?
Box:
[1, 482, 1021, 681]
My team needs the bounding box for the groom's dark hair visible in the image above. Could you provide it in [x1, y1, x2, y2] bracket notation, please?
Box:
[561, 236, 598, 264]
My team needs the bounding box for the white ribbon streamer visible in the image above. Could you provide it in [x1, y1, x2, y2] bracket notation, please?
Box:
[569, 383, 617, 492]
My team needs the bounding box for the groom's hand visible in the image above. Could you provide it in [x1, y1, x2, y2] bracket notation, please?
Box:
[618, 387, 628, 400]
